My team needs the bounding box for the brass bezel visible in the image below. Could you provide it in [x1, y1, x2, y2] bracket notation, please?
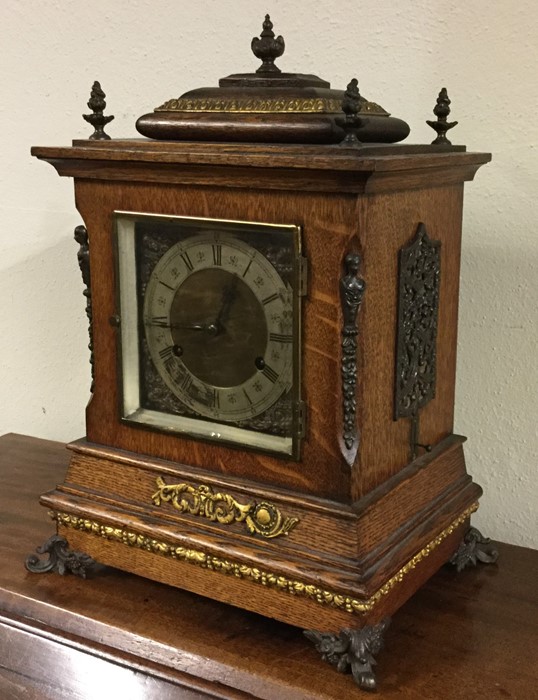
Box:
[113, 211, 304, 459]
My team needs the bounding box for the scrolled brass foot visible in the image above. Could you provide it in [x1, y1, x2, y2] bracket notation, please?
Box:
[304, 618, 390, 692]
[25, 534, 96, 578]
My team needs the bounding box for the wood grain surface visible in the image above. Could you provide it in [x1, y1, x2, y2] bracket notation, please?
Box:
[1, 434, 536, 699]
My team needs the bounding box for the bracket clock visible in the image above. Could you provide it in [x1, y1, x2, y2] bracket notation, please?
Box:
[27, 16, 499, 691]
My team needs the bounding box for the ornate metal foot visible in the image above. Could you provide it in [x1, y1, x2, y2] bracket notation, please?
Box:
[304, 618, 390, 692]
[449, 526, 499, 572]
[25, 534, 96, 578]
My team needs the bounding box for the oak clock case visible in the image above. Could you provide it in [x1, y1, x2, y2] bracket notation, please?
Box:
[28, 16, 497, 694]
[116, 212, 303, 457]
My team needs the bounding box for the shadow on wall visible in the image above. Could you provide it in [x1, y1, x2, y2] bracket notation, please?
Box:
[456, 238, 538, 548]
[0, 234, 90, 441]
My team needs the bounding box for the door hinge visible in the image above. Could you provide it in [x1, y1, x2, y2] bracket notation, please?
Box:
[298, 256, 308, 297]
[294, 400, 307, 440]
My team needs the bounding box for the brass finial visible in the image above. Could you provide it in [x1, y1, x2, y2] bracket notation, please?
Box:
[251, 14, 285, 74]
[82, 81, 114, 140]
[338, 78, 366, 146]
[426, 87, 458, 145]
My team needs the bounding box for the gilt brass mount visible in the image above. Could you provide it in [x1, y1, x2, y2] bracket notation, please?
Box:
[156, 96, 387, 115]
[152, 477, 299, 539]
[49, 504, 478, 615]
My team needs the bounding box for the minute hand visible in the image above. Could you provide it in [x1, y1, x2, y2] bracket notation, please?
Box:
[215, 276, 240, 327]
[145, 320, 211, 331]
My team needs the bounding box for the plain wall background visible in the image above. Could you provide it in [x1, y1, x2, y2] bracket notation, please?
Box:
[1, 0, 536, 547]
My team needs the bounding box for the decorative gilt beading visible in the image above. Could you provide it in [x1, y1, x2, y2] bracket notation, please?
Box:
[155, 97, 387, 115]
[74, 225, 94, 391]
[395, 223, 441, 460]
[152, 477, 298, 539]
[340, 252, 366, 460]
[49, 503, 478, 616]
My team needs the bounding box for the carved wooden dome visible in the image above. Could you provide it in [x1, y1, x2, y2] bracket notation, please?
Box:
[136, 15, 410, 144]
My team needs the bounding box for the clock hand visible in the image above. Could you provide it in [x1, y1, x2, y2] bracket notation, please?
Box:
[215, 275, 240, 329]
[145, 277, 240, 337]
[145, 320, 216, 333]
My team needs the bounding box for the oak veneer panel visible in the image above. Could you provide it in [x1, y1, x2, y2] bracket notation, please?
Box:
[78, 179, 357, 501]
[355, 184, 465, 497]
[62, 450, 359, 562]
[32, 141, 491, 191]
[355, 437, 473, 554]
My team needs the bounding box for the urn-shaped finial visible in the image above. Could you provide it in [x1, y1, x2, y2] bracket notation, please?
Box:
[82, 81, 114, 140]
[337, 78, 367, 146]
[426, 87, 458, 145]
[251, 14, 285, 74]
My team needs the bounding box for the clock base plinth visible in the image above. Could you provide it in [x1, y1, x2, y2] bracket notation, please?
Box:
[36, 434, 482, 632]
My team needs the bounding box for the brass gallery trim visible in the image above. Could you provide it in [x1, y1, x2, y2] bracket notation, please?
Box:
[155, 97, 388, 115]
[50, 503, 478, 616]
[152, 477, 298, 539]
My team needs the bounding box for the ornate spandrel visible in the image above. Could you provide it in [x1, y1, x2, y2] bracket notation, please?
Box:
[394, 224, 440, 459]
[340, 252, 366, 462]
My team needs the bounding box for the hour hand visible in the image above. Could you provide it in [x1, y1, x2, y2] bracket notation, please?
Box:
[145, 319, 219, 335]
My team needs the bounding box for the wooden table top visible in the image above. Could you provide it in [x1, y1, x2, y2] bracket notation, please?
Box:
[0, 433, 536, 699]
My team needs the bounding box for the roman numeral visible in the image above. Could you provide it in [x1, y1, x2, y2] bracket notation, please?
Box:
[262, 364, 279, 383]
[159, 346, 174, 361]
[180, 251, 194, 272]
[269, 333, 293, 343]
[212, 244, 222, 266]
[180, 373, 193, 393]
[149, 316, 168, 326]
[159, 279, 175, 291]
[242, 259, 253, 278]
[262, 293, 279, 305]
[210, 390, 220, 409]
[164, 357, 176, 375]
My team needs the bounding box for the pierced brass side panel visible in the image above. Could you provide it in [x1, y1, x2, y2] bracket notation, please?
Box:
[152, 478, 299, 539]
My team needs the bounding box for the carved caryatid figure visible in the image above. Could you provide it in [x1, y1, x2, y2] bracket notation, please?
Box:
[74, 225, 94, 390]
[340, 253, 366, 456]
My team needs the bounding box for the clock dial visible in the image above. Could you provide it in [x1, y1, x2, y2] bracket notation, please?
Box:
[115, 212, 303, 457]
[143, 233, 293, 421]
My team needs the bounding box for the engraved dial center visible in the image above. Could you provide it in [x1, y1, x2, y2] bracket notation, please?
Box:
[169, 268, 267, 387]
